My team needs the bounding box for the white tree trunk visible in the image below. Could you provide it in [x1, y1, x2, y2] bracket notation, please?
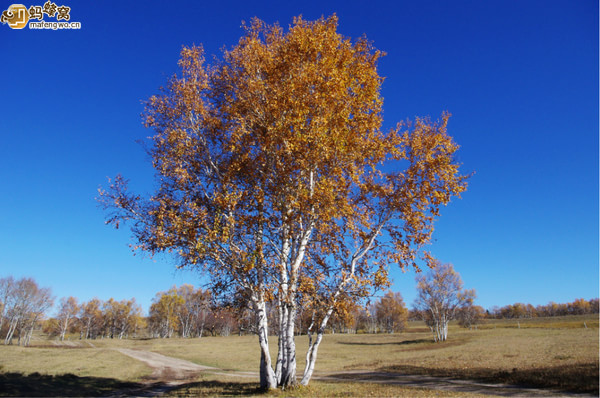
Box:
[275, 209, 312, 388]
[275, 296, 285, 384]
[24, 324, 34, 346]
[443, 320, 448, 341]
[300, 302, 337, 385]
[255, 300, 277, 389]
[5, 317, 18, 345]
[300, 327, 323, 385]
[60, 314, 70, 341]
[23, 315, 39, 347]
[300, 217, 384, 386]
[279, 303, 297, 387]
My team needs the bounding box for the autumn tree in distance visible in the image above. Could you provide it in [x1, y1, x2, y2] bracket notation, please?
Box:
[375, 291, 408, 333]
[414, 259, 475, 342]
[99, 15, 469, 389]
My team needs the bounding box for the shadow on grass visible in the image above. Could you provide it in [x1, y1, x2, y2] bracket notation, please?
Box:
[378, 362, 599, 394]
[0, 372, 143, 397]
[337, 338, 431, 346]
[165, 379, 264, 397]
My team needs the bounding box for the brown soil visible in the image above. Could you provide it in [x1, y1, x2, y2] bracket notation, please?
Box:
[115, 348, 216, 382]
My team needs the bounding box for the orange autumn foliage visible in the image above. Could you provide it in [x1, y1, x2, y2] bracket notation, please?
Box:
[99, 15, 469, 388]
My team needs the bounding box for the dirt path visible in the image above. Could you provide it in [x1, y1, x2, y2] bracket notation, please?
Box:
[115, 348, 217, 380]
[115, 348, 594, 397]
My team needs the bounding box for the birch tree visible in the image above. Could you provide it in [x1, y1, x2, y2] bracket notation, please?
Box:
[99, 15, 468, 389]
[57, 296, 79, 341]
[457, 302, 484, 329]
[79, 298, 103, 339]
[414, 260, 473, 342]
[148, 287, 183, 338]
[174, 285, 211, 338]
[0, 277, 15, 335]
[375, 291, 408, 333]
[102, 298, 142, 339]
[3, 277, 53, 346]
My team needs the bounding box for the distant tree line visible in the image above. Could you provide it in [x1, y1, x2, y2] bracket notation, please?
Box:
[44, 296, 144, 340]
[307, 291, 410, 335]
[1, 274, 598, 344]
[148, 286, 411, 338]
[0, 275, 414, 341]
[488, 298, 599, 319]
[148, 285, 211, 338]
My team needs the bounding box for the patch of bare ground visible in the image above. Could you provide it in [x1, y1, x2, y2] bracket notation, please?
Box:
[115, 348, 215, 382]
[111, 348, 217, 397]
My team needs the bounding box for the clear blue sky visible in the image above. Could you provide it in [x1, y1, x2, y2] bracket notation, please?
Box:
[0, 0, 597, 315]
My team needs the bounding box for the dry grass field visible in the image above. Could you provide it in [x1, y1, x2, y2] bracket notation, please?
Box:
[0, 315, 597, 396]
[166, 373, 483, 397]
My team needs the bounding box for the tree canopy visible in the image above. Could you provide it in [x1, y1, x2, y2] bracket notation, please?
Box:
[99, 15, 468, 388]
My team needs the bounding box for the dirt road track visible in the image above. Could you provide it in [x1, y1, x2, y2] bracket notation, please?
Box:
[115, 348, 595, 397]
[115, 348, 216, 380]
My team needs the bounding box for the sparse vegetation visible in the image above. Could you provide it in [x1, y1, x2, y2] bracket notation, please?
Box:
[164, 373, 480, 397]
[0, 344, 152, 380]
[1, 273, 598, 395]
[0, 315, 597, 396]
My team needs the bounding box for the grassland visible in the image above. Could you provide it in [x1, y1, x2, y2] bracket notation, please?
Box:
[0, 315, 597, 396]
[166, 373, 484, 397]
[0, 344, 151, 380]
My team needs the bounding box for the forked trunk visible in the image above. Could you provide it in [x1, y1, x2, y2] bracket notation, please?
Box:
[300, 329, 324, 385]
[433, 319, 448, 342]
[276, 192, 313, 388]
[24, 323, 35, 346]
[300, 304, 336, 386]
